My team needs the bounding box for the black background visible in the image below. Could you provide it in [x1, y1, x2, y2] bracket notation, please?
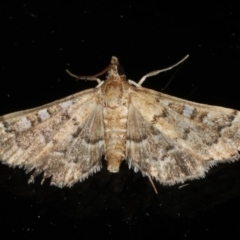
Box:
[1, 2, 240, 239]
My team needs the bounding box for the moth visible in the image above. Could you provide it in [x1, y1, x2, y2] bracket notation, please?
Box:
[0, 56, 240, 194]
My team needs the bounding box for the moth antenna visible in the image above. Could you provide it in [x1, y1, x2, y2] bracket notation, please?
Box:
[66, 69, 102, 84]
[162, 64, 182, 92]
[138, 54, 189, 86]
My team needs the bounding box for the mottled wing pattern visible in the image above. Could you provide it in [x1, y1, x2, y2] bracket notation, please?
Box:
[126, 86, 240, 185]
[0, 88, 105, 187]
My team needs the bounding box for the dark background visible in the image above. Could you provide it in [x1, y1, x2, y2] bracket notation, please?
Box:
[0, 1, 240, 239]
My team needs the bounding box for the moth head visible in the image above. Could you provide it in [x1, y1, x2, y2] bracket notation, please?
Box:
[108, 56, 125, 78]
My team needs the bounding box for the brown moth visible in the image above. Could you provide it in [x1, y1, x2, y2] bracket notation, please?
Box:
[0, 56, 240, 193]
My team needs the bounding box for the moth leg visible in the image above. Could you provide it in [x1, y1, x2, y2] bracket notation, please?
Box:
[138, 55, 189, 86]
[96, 81, 104, 88]
[148, 175, 158, 194]
[128, 80, 142, 87]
